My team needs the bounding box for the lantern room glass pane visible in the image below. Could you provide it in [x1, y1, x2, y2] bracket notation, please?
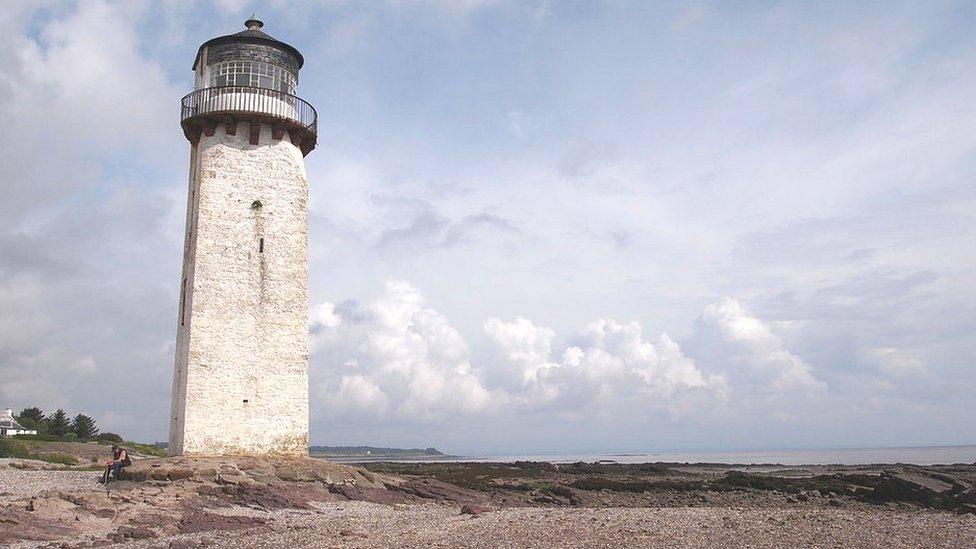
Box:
[209, 61, 296, 94]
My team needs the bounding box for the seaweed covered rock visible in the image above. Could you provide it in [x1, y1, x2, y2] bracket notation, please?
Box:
[871, 467, 976, 513]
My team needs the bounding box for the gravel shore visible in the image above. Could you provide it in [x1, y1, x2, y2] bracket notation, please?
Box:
[74, 501, 976, 549]
[3, 459, 974, 548]
[0, 459, 101, 496]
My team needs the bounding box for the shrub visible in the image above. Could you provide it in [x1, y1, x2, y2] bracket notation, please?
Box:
[124, 441, 167, 457]
[63, 432, 78, 440]
[96, 433, 124, 443]
[0, 439, 32, 459]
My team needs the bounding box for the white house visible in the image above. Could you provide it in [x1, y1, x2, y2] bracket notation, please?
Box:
[0, 408, 37, 437]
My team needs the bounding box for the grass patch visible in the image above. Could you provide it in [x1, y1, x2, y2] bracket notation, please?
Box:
[0, 439, 32, 459]
[124, 441, 167, 457]
[8, 436, 166, 457]
[13, 434, 70, 442]
[36, 452, 78, 465]
[0, 440, 79, 466]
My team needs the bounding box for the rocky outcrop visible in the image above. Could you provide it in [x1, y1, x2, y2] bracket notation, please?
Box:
[872, 467, 975, 513]
[0, 456, 479, 547]
[121, 455, 379, 487]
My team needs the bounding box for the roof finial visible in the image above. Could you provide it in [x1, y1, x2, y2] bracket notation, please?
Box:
[244, 14, 264, 30]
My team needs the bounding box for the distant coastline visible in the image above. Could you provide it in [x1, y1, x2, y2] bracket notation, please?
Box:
[309, 445, 446, 459]
[316, 444, 976, 467]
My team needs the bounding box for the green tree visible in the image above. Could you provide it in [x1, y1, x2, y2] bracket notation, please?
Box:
[15, 407, 48, 434]
[17, 407, 44, 423]
[46, 409, 71, 437]
[71, 414, 99, 439]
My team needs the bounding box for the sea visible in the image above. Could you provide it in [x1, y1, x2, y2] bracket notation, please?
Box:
[333, 445, 976, 466]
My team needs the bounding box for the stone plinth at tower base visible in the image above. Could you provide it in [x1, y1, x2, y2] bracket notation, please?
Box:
[122, 455, 380, 486]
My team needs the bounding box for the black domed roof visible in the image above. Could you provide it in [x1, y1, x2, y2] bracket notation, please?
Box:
[192, 17, 304, 70]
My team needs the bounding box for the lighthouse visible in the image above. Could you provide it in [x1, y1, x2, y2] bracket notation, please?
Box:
[169, 17, 315, 455]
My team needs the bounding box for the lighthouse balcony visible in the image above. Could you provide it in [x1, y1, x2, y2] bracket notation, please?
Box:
[180, 85, 317, 156]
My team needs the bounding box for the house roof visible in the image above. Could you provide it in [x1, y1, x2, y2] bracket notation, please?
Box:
[0, 417, 27, 430]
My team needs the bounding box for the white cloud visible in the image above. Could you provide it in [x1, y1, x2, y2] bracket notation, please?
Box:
[483, 316, 557, 386]
[309, 302, 341, 353]
[3, 1, 177, 146]
[315, 282, 730, 426]
[312, 281, 494, 422]
[484, 317, 727, 419]
[327, 374, 389, 418]
[861, 347, 928, 378]
[688, 298, 826, 411]
[0, 1, 183, 434]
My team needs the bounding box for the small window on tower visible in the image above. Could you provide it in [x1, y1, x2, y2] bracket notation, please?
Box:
[179, 278, 187, 326]
[259, 238, 264, 253]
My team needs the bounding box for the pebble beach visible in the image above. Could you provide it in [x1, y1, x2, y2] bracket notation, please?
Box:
[2, 457, 975, 548]
[196, 503, 976, 549]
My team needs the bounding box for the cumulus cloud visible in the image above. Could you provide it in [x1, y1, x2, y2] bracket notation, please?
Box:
[685, 298, 826, 421]
[311, 281, 851, 434]
[312, 281, 494, 422]
[483, 316, 727, 419]
[328, 374, 389, 418]
[314, 282, 732, 427]
[482, 317, 558, 387]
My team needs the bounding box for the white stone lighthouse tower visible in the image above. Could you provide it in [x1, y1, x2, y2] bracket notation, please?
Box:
[169, 17, 315, 455]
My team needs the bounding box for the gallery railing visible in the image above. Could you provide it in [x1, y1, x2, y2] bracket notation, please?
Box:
[180, 85, 317, 137]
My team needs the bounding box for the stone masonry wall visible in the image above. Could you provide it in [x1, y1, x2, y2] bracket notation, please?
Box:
[170, 122, 309, 455]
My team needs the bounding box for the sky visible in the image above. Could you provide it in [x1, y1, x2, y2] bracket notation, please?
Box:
[0, 0, 974, 454]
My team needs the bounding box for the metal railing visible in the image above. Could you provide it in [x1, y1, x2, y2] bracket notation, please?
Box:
[180, 85, 317, 136]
